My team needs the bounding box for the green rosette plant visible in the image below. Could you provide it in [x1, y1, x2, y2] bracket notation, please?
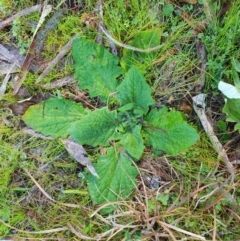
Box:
[22, 37, 199, 213]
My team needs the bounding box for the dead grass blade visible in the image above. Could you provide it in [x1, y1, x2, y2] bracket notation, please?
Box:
[99, 24, 164, 53]
[200, 179, 238, 212]
[68, 222, 119, 240]
[24, 169, 56, 202]
[0, 5, 42, 30]
[0, 219, 68, 234]
[158, 222, 177, 241]
[24, 169, 88, 210]
[35, 35, 78, 84]
[67, 223, 97, 240]
[157, 220, 206, 240]
[213, 207, 217, 241]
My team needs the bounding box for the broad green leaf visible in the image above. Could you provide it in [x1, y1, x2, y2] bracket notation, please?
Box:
[116, 66, 154, 114]
[69, 107, 118, 146]
[22, 98, 86, 138]
[222, 98, 240, 123]
[88, 147, 138, 213]
[117, 102, 135, 112]
[120, 28, 161, 72]
[72, 37, 123, 102]
[119, 125, 145, 160]
[142, 107, 199, 155]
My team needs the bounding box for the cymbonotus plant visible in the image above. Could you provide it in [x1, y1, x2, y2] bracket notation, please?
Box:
[22, 37, 199, 213]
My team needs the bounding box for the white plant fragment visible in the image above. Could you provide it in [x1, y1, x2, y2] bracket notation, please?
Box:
[218, 81, 240, 99]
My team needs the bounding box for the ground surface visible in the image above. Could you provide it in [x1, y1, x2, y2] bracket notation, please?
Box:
[0, 0, 240, 240]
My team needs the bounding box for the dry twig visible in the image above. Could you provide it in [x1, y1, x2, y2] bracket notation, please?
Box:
[192, 94, 235, 180]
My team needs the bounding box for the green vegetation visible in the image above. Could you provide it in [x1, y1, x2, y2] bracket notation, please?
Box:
[0, 0, 240, 240]
[22, 37, 199, 213]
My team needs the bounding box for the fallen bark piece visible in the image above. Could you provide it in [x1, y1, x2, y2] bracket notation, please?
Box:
[0, 62, 20, 75]
[0, 44, 23, 68]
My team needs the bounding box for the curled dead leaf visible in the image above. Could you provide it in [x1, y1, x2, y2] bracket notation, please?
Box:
[9, 93, 50, 115]
[61, 139, 99, 178]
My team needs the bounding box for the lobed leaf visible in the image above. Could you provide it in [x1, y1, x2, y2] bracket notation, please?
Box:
[22, 98, 86, 138]
[72, 37, 123, 102]
[142, 107, 199, 155]
[119, 125, 145, 160]
[116, 66, 154, 114]
[120, 28, 161, 72]
[88, 147, 138, 214]
[69, 107, 118, 146]
[222, 98, 240, 123]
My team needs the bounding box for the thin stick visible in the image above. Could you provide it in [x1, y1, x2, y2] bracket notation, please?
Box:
[99, 24, 164, 53]
[35, 35, 78, 84]
[192, 94, 235, 180]
[0, 5, 42, 30]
